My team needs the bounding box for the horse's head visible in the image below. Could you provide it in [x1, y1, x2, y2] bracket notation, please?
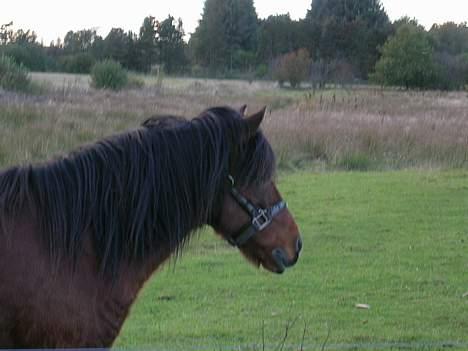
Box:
[212, 106, 302, 274]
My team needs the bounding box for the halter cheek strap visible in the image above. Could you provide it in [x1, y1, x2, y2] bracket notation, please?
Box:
[227, 175, 287, 247]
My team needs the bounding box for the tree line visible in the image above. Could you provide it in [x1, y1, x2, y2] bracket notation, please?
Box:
[1, 0, 468, 90]
[0, 15, 187, 75]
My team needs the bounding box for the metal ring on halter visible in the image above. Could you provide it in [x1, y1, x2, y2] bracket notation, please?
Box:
[226, 174, 287, 247]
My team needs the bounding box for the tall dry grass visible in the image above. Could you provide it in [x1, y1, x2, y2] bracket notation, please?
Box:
[266, 89, 468, 170]
[1, 73, 467, 170]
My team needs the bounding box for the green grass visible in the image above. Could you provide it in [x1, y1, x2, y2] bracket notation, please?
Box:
[116, 170, 468, 350]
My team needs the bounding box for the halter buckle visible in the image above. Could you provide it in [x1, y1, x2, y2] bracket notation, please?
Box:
[252, 209, 271, 231]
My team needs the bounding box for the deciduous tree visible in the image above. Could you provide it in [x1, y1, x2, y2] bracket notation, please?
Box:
[157, 16, 187, 74]
[372, 24, 436, 89]
[137, 16, 158, 72]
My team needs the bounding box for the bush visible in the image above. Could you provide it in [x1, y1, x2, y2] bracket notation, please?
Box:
[0, 55, 31, 92]
[273, 49, 311, 88]
[91, 60, 128, 90]
[338, 153, 371, 171]
[255, 64, 269, 78]
[126, 74, 145, 89]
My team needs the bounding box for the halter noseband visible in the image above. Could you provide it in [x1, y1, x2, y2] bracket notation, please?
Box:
[226, 175, 287, 247]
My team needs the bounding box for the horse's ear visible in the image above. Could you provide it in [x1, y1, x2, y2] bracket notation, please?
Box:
[239, 104, 248, 116]
[244, 106, 266, 139]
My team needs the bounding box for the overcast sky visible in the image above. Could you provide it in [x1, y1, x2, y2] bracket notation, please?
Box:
[1, 0, 467, 44]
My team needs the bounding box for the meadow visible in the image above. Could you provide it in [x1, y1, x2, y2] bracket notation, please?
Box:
[0, 73, 467, 350]
[114, 170, 468, 350]
[1, 73, 467, 171]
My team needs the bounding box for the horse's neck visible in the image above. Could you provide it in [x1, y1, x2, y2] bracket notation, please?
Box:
[120, 245, 173, 290]
[89, 246, 173, 346]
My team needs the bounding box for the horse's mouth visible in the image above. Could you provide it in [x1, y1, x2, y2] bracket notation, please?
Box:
[242, 247, 298, 274]
[271, 248, 298, 274]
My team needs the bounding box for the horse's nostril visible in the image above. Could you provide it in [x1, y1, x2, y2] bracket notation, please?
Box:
[296, 237, 303, 254]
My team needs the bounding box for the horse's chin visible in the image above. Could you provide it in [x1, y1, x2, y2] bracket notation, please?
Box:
[260, 260, 285, 274]
[241, 251, 285, 274]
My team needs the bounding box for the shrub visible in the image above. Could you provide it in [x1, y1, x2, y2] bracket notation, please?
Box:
[126, 74, 145, 89]
[255, 64, 269, 78]
[273, 49, 311, 88]
[338, 153, 371, 171]
[91, 60, 128, 90]
[0, 55, 31, 92]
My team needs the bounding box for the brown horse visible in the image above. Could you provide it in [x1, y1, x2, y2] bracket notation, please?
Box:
[0, 106, 301, 348]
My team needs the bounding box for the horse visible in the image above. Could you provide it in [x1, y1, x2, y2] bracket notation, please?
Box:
[0, 105, 302, 348]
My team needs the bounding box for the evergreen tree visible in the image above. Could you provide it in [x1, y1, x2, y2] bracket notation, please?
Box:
[305, 0, 392, 78]
[191, 0, 258, 73]
[257, 15, 304, 63]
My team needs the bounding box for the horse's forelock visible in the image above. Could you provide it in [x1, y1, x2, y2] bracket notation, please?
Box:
[199, 106, 276, 187]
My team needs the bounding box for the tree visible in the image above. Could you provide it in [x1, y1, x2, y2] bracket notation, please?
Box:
[257, 15, 304, 63]
[429, 22, 468, 89]
[432, 52, 468, 90]
[1, 43, 47, 71]
[0, 22, 37, 45]
[191, 0, 258, 73]
[137, 16, 158, 72]
[0, 22, 13, 45]
[273, 49, 311, 88]
[190, 0, 226, 71]
[157, 16, 188, 74]
[393, 16, 422, 31]
[429, 22, 468, 56]
[305, 0, 392, 79]
[372, 24, 436, 89]
[90, 36, 105, 61]
[0, 23, 49, 71]
[63, 29, 98, 54]
[103, 28, 131, 65]
[125, 31, 140, 71]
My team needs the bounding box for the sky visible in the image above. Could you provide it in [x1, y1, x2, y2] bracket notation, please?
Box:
[1, 0, 467, 44]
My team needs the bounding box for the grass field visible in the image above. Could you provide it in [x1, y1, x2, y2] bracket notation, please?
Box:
[115, 171, 468, 350]
[1, 73, 467, 349]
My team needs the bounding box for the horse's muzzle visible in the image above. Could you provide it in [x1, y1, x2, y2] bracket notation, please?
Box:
[272, 237, 302, 274]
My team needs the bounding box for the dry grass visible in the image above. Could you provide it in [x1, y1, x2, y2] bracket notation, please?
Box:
[1, 73, 467, 170]
[268, 88, 468, 170]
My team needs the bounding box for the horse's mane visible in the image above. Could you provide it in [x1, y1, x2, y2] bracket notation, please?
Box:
[0, 107, 275, 275]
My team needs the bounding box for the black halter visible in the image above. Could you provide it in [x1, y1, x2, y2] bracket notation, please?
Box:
[226, 175, 287, 247]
